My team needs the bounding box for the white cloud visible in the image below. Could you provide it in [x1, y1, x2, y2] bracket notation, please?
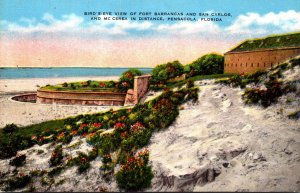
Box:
[1, 10, 300, 38]
[1, 13, 153, 36]
[226, 10, 300, 35]
[156, 20, 221, 35]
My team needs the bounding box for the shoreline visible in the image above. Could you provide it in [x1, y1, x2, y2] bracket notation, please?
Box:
[0, 76, 121, 127]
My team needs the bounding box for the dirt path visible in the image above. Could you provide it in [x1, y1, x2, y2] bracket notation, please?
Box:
[147, 80, 300, 192]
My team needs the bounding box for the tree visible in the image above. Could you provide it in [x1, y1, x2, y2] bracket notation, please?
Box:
[151, 60, 184, 84]
[189, 53, 224, 75]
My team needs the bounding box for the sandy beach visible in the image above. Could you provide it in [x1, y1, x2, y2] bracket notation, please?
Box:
[0, 76, 120, 128]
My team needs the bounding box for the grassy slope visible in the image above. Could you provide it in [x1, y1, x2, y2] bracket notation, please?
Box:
[167, 73, 235, 88]
[0, 119, 65, 144]
[230, 32, 300, 52]
[41, 80, 119, 92]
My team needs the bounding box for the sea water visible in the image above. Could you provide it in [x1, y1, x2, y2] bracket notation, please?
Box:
[0, 67, 153, 79]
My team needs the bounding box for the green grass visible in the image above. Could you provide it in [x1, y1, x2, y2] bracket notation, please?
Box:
[0, 119, 65, 144]
[167, 73, 235, 88]
[40, 87, 119, 92]
[230, 32, 300, 52]
[41, 80, 120, 92]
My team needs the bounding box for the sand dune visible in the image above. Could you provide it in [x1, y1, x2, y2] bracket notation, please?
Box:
[147, 80, 300, 192]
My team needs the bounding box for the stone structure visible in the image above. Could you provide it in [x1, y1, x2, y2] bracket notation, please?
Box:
[124, 74, 151, 106]
[224, 33, 300, 74]
[12, 93, 37, 103]
[37, 90, 126, 106]
[37, 74, 152, 106]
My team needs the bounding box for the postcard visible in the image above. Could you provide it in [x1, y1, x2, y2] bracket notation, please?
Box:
[0, 0, 299, 192]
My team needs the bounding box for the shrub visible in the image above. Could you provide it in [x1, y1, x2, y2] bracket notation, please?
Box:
[119, 69, 142, 91]
[151, 61, 184, 84]
[10, 154, 26, 167]
[290, 58, 300, 67]
[74, 152, 91, 174]
[188, 53, 224, 76]
[106, 80, 116, 88]
[48, 166, 64, 177]
[49, 145, 63, 167]
[121, 128, 152, 152]
[70, 83, 76, 89]
[288, 110, 300, 120]
[184, 87, 199, 103]
[242, 79, 286, 107]
[62, 82, 68, 87]
[5, 172, 32, 191]
[56, 132, 73, 144]
[3, 123, 19, 134]
[100, 153, 114, 173]
[116, 149, 153, 191]
[186, 80, 194, 88]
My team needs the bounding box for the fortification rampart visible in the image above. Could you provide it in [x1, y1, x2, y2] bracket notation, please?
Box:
[224, 47, 300, 74]
[36, 74, 152, 106]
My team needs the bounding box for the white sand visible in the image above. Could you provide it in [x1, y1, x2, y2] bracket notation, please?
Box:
[146, 80, 300, 192]
[0, 76, 120, 127]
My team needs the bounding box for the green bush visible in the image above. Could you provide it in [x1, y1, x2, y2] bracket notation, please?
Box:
[73, 152, 91, 174]
[3, 123, 19, 134]
[121, 128, 152, 152]
[288, 110, 300, 120]
[187, 53, 224, 76]
[151, 60, 184, 84]
[4, 173, 32, 191]
[242, 79, 285, 107]
[119, 69, 142, 91]
[48, 166, 64, 177]
[116, 149, 153, 191]
[49, 145, 63, 167]
[10, 154, 26, 167]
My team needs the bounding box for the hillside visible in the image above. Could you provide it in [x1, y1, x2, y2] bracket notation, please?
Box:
[0, 56, 299, 192]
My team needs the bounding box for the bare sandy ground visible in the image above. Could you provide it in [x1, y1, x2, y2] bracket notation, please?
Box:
[0, 76, 120, 128]
[147, 79, 300, 192]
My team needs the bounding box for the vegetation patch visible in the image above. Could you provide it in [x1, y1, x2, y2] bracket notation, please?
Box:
[40, 68, 143, 93]
[288, 110, 300, 120]
[9, 154, 26, 167]
[217, 57, 299, 108]
[229, 32, 300, 52]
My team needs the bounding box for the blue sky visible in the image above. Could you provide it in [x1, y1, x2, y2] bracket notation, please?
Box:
[1, 0, 299, 27]
[0, 0, 300, 67]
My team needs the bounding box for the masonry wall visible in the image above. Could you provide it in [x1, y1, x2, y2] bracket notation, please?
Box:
[124, 74, 151, 106]
[37, 74, 152, 106]
[134, 74, 152, 102]
[224, 47, 300, 74]
[36, 90, 126, 106]
[12, 93, 37, 103]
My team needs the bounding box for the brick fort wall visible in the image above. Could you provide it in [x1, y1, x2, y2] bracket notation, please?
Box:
[224, 47, 300, 74]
